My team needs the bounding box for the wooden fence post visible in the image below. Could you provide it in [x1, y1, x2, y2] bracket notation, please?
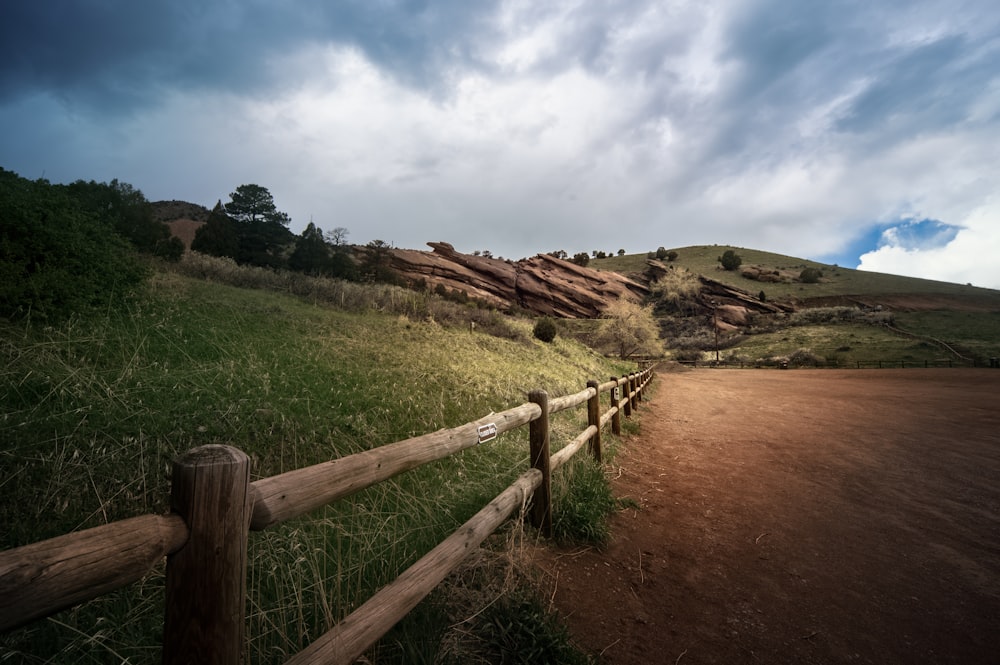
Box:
[610, 377, 622, 436]
[636, 370, 645, 404]
[586, 380, 602, 463]
[629, 373, 638, 412]
[163, 445, 251, 665]
[528, 390, 552, 537]
[623, 375, 633, 418]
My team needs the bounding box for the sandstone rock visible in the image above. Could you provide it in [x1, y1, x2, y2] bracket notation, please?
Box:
[387, 242, 649, 318]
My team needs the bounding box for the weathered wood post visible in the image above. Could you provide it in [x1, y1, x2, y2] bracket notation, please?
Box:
[629, 373, 638, 412]
[528, 390, 552, 537]
[623, 375, 633, 418]
[586, 380, 602, 463]
[636, 369, 645, 404]
[163, 445, 252, 665]
[610, 377, 622, 436]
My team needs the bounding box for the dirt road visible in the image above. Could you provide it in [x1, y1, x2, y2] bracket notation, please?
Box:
[536, 368, 1000, 664]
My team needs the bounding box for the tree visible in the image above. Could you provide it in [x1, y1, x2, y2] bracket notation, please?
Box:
[65, 178, 181, 260]
[288, 222, 333, 275]
[595, 300, 663, 359]
[360, 239, 397, 283]
[224, 184, 291, 226]
[324, 226, 349, 247]
[0, 168, 147, 321]
[571, 252, 590, 267]
[191, 201, 239, 258]
[718, 249, 742, 271]
[224, 184, 294, 268]
[617, 249, 626, 256]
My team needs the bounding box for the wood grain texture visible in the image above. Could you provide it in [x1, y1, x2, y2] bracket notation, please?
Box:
[0, 514, 188, 631]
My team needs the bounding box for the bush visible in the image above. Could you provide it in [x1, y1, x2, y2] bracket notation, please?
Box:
[533, 317, 557, 343]
[718, 249, 742, 271]
[788, 348, 823, 366]
[0, 169, 149, 321]
[800, 267, 822, 283]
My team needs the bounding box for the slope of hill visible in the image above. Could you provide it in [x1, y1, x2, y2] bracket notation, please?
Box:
[1, 270, 634, 662]
[592, 245, 1000, 364]
[592, 245, 1000, 307]
[153, 200, 209, 250]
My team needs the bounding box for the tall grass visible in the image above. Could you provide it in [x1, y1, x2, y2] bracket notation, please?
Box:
[1, 270, 634, 663]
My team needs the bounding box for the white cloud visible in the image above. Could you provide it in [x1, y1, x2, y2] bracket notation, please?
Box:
[2, 0, 1000, 286]
[859, 198, 1000, 288]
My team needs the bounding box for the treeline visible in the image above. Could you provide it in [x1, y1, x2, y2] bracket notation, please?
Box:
[0, 168, 402, 322]
[0, 167, 181, 321]
[191, 184, 401, 284]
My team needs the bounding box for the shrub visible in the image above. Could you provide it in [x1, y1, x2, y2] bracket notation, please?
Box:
[674, 348, 704, 363]
[788, 348, 823, 366]
[800, 267, 822, 283]
[533, 317, 557, 343]
[718, 249, 742, 271]
[0, 169, 148, 321]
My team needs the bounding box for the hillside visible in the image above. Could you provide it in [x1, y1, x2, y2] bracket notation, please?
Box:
[588, 245, 1000, 365]
[151, 197, 1000, 363]
[592, 245, 1000, 307]
[0, 270, 635, 662]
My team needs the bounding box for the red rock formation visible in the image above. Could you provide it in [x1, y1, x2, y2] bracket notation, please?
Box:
[388, 242, 648, 318]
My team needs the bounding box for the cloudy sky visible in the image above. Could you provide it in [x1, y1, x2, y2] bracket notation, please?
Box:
[2, 1, 999, 288]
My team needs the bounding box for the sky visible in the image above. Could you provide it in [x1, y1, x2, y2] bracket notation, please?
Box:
[2, 1, 999, 289]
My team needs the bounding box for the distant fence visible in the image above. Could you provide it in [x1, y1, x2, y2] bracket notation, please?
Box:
[0, 368, 654, 665]
[679, 358, 993, 369]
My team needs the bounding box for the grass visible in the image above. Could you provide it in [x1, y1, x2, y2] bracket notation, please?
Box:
[724, 323, 963, 366]
[592, 245, 1000, 302]
[592, 246, 1000, 363]
[0, 269, 635, 664]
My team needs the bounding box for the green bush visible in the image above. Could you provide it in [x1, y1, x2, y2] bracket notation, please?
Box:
[718, 249, 742, 271]
[0, 169, 148, 321]
[800, 267, 823, 283]
[533, 317, 557, 343]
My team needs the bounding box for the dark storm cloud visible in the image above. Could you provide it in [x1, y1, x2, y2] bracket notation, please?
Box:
[836, 34, 1000, 135]
[0, 0, 499, 113]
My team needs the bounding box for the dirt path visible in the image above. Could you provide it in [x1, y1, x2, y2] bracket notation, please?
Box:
[535, 368, 1000, 664]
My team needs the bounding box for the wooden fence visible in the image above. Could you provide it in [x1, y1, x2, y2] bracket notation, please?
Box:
[0, 367, 654, 664]
[679, 358, 986, 369]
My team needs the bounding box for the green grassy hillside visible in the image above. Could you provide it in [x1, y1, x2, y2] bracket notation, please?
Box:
[1, 270, 634, 663]
[592, 245, 1000, 364]
[593, 245, 1000, 301]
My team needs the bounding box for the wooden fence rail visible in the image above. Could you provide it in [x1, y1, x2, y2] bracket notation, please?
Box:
[0, 367, 653, 664]
[679, 358, 985, 369]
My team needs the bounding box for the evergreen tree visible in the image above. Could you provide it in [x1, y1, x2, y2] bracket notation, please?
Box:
[223, 184, 294, 268]
[191, 201, 240, 259]
[288, 222, 333, 275]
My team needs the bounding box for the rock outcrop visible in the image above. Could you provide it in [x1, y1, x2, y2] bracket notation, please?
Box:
[388, 242, 649, 318]
[695, 276, 794, 330]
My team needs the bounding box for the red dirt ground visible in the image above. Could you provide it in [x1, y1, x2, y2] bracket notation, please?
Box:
[534, 367, 1000, 664]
